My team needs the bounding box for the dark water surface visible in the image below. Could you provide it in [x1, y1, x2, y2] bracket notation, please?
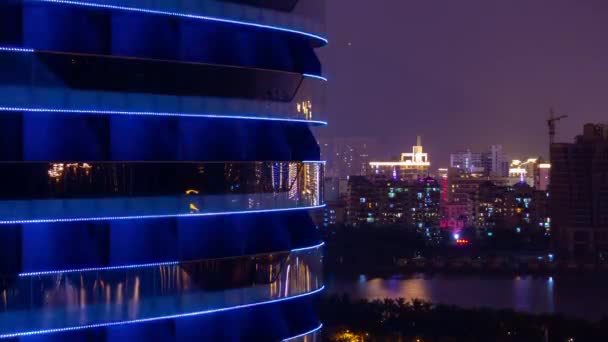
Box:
[326, 273, 608, 321]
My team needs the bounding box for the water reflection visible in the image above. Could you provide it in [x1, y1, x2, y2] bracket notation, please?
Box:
[327, 273, 608, 320]
[356, 276, 429, 301]
[547, 277, 554, 313]
[0, 247, 323, 335]
[513, 275, 531, 312]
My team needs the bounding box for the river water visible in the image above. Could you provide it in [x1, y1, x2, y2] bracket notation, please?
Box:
[325, 273, 608, 321]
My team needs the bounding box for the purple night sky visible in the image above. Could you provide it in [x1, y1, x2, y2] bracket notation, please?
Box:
[318, 0, 608, 167]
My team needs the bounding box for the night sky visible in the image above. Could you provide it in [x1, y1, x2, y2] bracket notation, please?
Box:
[318, 0, 608, 167]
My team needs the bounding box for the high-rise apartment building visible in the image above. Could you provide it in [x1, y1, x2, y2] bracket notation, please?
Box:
[320, 137, 375, 179]
[551, 124, 608, 257]
[535, 163, 551, 191]
[473, 182, 550, 235]
[346, 175, 441, 229]
[488, 145, 509, 177]
[443, 167, 510, 228]
[450, 145, 508, 177]
[0, 1, 326, 340]
[450, 149, 484, 173]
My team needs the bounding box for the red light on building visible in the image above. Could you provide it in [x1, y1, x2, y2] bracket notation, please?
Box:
[456, 239, 469, 245]
[442, 176, 448, 203]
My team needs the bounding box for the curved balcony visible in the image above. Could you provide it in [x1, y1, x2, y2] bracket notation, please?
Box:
[0, 161, 324, 224]
[0, 48, 327, 124]
[0, 244, 323, 339]
[0, 211, 322, 275]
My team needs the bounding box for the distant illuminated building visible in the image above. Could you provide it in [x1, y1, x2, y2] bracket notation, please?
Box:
[509, 158, 538, 186]
[369, 135, 430, 181]
[487, 145, 509, 177]
[535, 163, 551, 191]
[443, 167, 510, 226]
[450, 149, 484, 173]
[446, 167, 507, 203]
[320, 137, 375, 179]
[508, 158, 551, 189]
[450, 145, 508, 177]
[440, 202, 468, 231]
[438, 168, 449, 203]
[345, 175, 440, 229]
[473, 181, 550, 236]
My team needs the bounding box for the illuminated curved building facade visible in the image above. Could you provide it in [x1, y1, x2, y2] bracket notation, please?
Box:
[0, 0, 326, 340]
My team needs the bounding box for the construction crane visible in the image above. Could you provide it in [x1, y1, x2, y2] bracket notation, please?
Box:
[547, 108, 568, 145]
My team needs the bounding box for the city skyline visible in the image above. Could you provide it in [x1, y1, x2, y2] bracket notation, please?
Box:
[319, 0, 608, 165]
[322, 134, 547, 173]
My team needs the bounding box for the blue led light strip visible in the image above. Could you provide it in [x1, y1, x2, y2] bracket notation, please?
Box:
[0, 204, 326, 225]
[18, 242, 325, 277]
[290, 241, 325, 253]
[0, 106, 327, 125]
[302, 160, 327, 164]
[283, 323, 323, 341]
[32, 0, 328, 45]
[18, 261, 180, 277]
[0, 46, 34, 53]
[0, 286, 325, 339]
[303, 73, 328, 82]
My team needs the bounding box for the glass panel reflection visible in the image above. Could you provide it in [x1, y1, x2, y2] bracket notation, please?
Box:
[0, 50, 304, 101]
[0, 161, 324, 222]
[0, 245, 323, 337]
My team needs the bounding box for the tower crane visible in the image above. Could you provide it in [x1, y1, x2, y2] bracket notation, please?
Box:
[547, 108, 568, 145]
